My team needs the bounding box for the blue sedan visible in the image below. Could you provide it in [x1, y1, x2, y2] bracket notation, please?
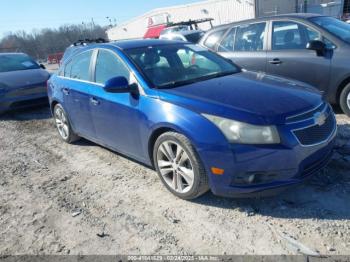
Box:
[0, 53, 50, 114]
[47, 40, 336, 199]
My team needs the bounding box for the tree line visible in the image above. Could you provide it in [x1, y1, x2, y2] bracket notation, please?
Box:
[0, 23, 108, 60]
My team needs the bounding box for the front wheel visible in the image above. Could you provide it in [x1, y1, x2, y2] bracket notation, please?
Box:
[153, 132, 209, 200]
[340, 83, 350, 117]
[53, 104, 79, 143]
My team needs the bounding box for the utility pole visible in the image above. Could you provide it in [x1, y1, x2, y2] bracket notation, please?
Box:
[304, 0, 308, 13]
[91, 18, 95, 38]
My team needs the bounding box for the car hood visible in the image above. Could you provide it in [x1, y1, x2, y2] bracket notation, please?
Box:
[0, 69, 50, 89]
[157, 71, 323, 125]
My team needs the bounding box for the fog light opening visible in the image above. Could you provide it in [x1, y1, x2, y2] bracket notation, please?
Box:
[233, 172, 279, 185]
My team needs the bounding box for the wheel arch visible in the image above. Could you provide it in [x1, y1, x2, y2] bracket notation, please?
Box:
[336, 75, 350, 104]
[147, 126, 179, 168]
[50, 100, 59, 115]
[147, 122, 199, 168]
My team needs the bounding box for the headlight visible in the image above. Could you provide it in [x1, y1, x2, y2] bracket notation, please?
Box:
[203, 114, 280, 144]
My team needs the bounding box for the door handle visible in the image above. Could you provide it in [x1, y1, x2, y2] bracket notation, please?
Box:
[62, 88, 70, 95]
[269, 58, 282, 65]
[90, 97, 100, 106]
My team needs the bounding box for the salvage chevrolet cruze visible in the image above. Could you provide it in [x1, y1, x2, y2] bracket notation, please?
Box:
[47, 40, 337, 199]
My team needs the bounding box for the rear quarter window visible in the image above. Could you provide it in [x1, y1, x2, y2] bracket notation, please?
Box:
[203, 29, 227, 50]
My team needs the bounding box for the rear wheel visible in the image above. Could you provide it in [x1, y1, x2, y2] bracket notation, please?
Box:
[53, 104, 79, 143]
[153, 132, 209, 200]
[340, 83, 350, 117]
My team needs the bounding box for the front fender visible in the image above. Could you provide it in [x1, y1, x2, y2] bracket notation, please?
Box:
[139, 97, 235, 188]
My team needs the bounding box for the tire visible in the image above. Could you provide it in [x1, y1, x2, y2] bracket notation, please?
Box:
[340, 83, 350, 117]
[153, 132, 209, 200]
[53, 104, 79, 143]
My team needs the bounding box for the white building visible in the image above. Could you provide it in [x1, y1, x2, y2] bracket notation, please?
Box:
[107, 0, 256, 41]
[107, 0, 347, 41]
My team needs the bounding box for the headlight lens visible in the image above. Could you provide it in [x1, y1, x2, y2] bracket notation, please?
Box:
[203, 114, 280, 144]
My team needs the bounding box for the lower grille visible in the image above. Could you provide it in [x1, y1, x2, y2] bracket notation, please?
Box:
[299, 149, 333, 178]
[293, 114, 336, 146]
[10, 97, 48, 109]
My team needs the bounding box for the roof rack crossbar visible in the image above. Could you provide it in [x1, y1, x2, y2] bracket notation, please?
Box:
[73, 38, 108, 46]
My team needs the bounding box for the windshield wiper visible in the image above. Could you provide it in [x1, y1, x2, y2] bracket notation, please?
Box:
[157, 70, 237, 89]
[205, 71, 237, 79]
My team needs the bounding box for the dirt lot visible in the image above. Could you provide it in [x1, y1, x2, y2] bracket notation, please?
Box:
[0, 106, 349, 256]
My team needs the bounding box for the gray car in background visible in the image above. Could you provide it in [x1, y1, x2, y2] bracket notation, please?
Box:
[0, 53, 50, 114]
[200, 14, 350, 117]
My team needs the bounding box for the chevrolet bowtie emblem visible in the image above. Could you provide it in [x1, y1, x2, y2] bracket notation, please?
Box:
[314, 112, 327, 126]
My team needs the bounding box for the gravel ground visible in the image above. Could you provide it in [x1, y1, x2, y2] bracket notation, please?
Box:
[0, 106, 349, 256]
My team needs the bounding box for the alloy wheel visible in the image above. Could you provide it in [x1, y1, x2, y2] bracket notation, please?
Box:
[54, 107, 69, 140]
[347, 92, 350, 110]
[156, 141, 194, 194]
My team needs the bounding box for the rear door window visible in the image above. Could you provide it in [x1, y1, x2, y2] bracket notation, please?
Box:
[234, 22, 266, 51]
[68, 50, 93, 81]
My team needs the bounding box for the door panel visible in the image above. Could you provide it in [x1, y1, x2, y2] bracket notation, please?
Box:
[89, 49, 142, 157]
[64, 80, 95, 138]
[266, 50, 331, 92]
[266, 20, 331, 92]
[61, 50, 95, 138]
[88, 85, 142, 157]
[218, 22, 268, 72]
[221, 51, 267, 72]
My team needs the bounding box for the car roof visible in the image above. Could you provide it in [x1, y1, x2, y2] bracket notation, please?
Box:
[211, 13, 325, 31]
[264, 13, 323, 19]
[61, 39, 188, 63]
[108, 39, 187, 50]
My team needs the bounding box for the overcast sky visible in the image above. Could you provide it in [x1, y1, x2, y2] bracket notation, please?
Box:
[0, 0, 202, 38]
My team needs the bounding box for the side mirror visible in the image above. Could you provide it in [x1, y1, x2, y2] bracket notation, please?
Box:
[103, 76, 131, 93]
[39, 64, 46, 69]
[306, 40, 326, 56]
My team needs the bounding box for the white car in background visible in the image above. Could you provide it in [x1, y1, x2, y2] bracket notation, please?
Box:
[159, 29, 204, 43]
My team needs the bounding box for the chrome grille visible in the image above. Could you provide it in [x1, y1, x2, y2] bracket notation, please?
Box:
[293, 114, 336, 146]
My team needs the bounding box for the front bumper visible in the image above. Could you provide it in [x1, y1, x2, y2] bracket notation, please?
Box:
[0, 86, 48, 113]
[197, 114, 336, 198]
[209, 141, 334, 198]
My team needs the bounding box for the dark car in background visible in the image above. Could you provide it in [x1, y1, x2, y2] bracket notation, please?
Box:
[200, 14, 350, 117]
[0, 53, 50, 114]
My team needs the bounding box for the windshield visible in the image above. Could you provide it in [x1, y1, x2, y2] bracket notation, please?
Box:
[0, 54, 40, 73]
[125, 44, 240, 88]
[310, 16, 350, 44]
